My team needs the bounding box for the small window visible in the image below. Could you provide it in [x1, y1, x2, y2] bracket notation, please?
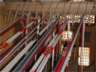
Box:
[78, 47, 90, 66]
[85, 32, 90, 42]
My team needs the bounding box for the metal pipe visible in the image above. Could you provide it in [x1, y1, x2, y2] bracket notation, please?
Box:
[1, 21, 34, 48]
[39, 19, 56, 36]
[0, 32, 23, 55]
[13, 3, 21, 22]
[79, 20, 85, 72]
[29, 33, 54, 72]
[29, 18, 66, 72]
[0, 21, 35, 56]
[52, 44, 55, 72]
[0, 17, 22, 35]
[7, 10, 12, 24]
[6, 32, 23, 44]
[61, 17, 84, 72]
[29, 54, 45, 72]
[26, 22, 34, 28]
[12, 19, 58, 72]
[1, 40, 36, 72]
[0, 3, 28, 36]
[36, 35, 61, 72]
[54, 16, 83, 72]
[12, 28, 50, 72]
[0, 25, 36, 70]
[36, 36, 57, 72]
[36, 54, 50, 72]
[68, 21, 70, 31]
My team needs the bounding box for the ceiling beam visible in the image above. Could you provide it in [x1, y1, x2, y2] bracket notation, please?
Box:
[4, 2, 96, 15]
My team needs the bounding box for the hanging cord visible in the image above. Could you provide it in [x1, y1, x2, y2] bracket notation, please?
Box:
[73, 2, 84, 72]
[13, 4, 23, 22]
[5, 3, 12, 24]
[7, 3, 12, 24]
[13, 3, 21, 22]
[60, 16, 83, 72]
[73, 2, 81, 72]
[24, 3, 32, 46]
[51, 2, 60, 72]
[79, 2, 91, 72]
[66, 2, 74, 72]
[60, 1, 88, 72]
[80, 1, 96, 72]
[64, 2, 73, 72]
[11, 3, 22, 23]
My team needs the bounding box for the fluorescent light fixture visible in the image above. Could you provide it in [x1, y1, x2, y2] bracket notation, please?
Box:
[84, 15, 95, 24]
[61, 31, 73, 41]
[78, 47, 90, 66]
[66, 15, 95, 24]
